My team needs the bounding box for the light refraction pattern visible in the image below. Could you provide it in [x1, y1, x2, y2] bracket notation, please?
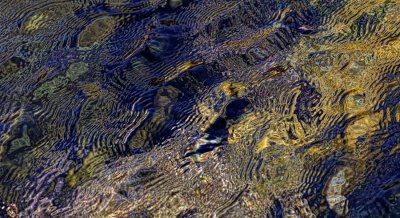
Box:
[0, 0, 399, 217]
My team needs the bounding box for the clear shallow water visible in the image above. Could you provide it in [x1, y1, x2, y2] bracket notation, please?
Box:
[0, 0, 399, 217]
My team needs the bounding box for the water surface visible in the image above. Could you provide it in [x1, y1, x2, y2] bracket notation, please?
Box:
[0, 0, 399, 217]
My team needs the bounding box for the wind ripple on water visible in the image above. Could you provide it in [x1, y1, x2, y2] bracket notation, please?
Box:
[0, 0, 399, 217]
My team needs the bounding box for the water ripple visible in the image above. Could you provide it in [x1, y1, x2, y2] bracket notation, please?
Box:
[0, 0, 399, 217]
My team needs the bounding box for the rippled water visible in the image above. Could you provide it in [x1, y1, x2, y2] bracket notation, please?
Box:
[0, 0, 399, 217]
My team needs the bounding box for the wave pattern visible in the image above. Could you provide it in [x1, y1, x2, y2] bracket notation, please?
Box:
[0, 0, 399, 217]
